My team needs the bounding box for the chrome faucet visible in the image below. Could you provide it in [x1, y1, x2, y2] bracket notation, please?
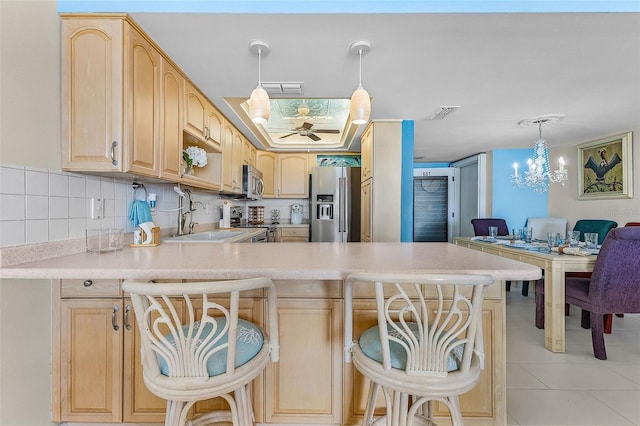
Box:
[175, 188, 193, 236]
[176, 187, 204, 235]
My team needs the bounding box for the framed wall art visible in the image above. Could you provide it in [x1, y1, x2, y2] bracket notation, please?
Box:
[577, 131, 633, 200]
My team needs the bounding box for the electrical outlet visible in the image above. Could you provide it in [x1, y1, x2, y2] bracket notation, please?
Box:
[90, 198, 104, 219]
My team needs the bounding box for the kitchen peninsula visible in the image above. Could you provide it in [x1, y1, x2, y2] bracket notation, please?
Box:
[1, 242, 540, 425]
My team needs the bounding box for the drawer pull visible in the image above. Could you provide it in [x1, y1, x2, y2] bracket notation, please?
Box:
[110, 141, 118, 166]
[112, 305, 120, 331]
[83, 280, 93, 287]
[124, 305, 132, 330]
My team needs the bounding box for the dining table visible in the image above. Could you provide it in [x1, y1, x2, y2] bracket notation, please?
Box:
[454, 236, 598, 353]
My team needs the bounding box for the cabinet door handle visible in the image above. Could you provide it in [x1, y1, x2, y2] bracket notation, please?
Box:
[83, 279, 93, 287]
[110, 141, 118, 166]
[112, 305, 120, 331]
[124, 305, 132, 330]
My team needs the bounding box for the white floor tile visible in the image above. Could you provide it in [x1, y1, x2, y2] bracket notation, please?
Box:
[507, 389, 635, 425]
[589, 390, 640, 424]
[506, 291, 640, 425]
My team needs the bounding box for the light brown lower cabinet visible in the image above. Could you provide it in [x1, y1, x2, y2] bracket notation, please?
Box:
[265, 298, 343, 424]
[277, 226, 310, 242]
[343, 299, 504, 425]
[54, 279, 504, 425]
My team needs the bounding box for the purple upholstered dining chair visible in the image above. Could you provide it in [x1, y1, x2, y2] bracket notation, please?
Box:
[470, 218, 509, 237]
[535, 227, 640, 359]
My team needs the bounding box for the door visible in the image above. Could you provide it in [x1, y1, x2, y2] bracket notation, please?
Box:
[451, 154, 488, 238]
[413, 168, 458, 242]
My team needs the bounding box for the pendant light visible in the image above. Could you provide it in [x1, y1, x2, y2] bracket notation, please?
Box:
[349, 41, 371, 125]
[248, 40, 271, 125]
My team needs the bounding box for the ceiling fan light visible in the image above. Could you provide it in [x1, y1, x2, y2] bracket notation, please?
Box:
[350, 85, 370, 125]
[249, 85, 270, 124]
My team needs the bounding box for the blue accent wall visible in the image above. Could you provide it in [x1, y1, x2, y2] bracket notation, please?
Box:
[401, 121, 414, 242]
[492, 149, 548, 231]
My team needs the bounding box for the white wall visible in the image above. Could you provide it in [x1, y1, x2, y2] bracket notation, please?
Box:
[548, 126, 640, 229]
[0, 2, 60, 424]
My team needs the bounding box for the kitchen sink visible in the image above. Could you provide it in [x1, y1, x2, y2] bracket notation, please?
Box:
[164, 230, 245, 243]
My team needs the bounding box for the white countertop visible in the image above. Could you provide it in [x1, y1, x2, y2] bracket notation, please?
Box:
[0, 242, 541, 282]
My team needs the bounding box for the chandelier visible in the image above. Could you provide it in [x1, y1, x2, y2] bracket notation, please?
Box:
[511, 115, 568, 194]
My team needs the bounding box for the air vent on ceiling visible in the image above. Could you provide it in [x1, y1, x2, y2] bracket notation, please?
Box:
[426, 106, 460, 120]
[262, 82, 303, 94]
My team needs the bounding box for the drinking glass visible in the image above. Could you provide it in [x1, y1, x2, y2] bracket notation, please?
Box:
[547, 232, 560, 248]
[524, 227, 533, 243]
[585, 232, 599, 249]
[568, 230, 580, 247]
[488, 226, 498, 239]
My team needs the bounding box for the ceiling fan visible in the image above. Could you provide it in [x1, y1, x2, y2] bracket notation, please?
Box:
[279, 122, 340, 142]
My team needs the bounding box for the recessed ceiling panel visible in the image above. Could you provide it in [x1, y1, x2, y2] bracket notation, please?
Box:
[226, 97, 365, 151]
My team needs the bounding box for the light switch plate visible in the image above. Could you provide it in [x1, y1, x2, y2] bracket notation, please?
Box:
[90, 197, 104, 219]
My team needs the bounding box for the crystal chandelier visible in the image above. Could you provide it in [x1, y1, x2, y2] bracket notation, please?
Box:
[511, 116, 568, 194]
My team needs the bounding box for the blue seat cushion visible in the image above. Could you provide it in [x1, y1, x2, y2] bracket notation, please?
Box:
[359, 322, 463, 372]
[158, 317, 264, 377]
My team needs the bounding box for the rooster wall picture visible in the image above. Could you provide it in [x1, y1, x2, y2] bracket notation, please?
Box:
[582, 142, 624, 194]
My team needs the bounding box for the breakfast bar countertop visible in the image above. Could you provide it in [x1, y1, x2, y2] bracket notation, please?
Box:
[0, 241, 541, 281]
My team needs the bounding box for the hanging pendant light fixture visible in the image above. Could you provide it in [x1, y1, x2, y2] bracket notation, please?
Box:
[248, 40, 271, 125]
[511, 115, 568, 194]
[349, 41, 371, 125]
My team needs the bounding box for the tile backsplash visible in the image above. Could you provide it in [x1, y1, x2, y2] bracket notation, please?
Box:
[0, 163, 310, 248]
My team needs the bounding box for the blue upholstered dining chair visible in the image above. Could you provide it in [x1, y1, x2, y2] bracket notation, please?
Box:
[572, 219, 618, 245]
[535, 227, 640, 360]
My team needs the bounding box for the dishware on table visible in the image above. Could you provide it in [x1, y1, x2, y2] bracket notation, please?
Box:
[568, 230, 580, 247]
[547, 231, 560, 248]
[585, 232, 599, 249]
[512, 228, 523, 240]
[524, 227, 533, 243]
[488, 226, 498, 239]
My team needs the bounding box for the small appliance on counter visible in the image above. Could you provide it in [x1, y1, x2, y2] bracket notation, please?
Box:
[219, 205, 242, 227]
[248, 206, 265, 224]
[291, 203, 303, 225]
[271, 209, 280, 225]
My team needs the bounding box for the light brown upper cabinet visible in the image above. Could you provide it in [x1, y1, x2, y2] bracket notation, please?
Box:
[159, 58, 184, 181]
[184, 81, 223, 151]
[62, 16, 161, 176]
[277, 153, 309, 198]
[256, 151, 277, 198]
[220, 122, 243, 194]
[242, 137, 257, 167]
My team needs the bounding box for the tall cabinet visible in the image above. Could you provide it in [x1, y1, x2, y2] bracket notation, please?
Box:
[360, 121, 404, 242]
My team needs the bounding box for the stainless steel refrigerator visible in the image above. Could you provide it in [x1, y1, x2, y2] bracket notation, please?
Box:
[310, 166, 361, 242]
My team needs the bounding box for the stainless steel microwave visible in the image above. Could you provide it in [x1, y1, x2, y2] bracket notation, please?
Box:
[242, 165, 264, 200]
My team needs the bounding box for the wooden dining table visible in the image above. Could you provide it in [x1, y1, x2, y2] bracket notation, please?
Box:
[454, 237, 597, 353]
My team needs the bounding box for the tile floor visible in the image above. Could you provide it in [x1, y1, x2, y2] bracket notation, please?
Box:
[505, 285, 640, 425]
